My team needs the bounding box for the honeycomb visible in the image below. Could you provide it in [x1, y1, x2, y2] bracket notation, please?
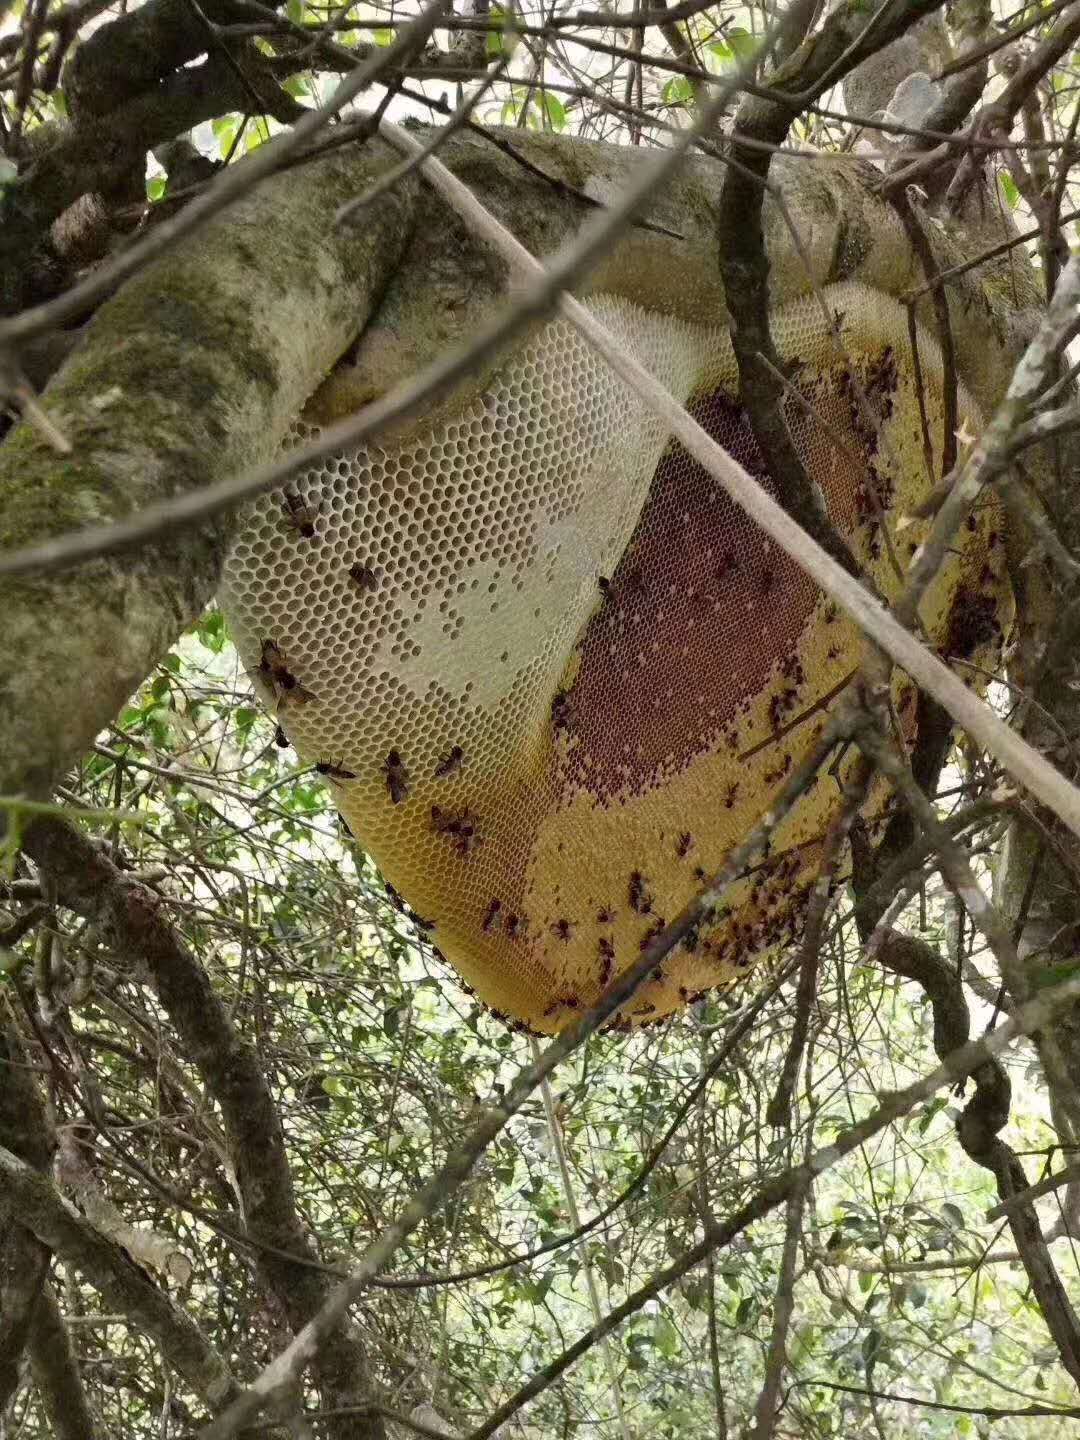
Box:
[220, 284, 1009, 1033]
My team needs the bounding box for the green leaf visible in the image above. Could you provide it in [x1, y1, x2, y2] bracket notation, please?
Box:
[916, 1095, 947, 1134]
[541, 92, 566, 132]
[653, 1315, 679, 1357]
[526, 1272, 554, 1303]
[1031, 957, 1080, 990]
[941, 1201, 965, 1228]
[212, 115, 241, 159]
[735, 1296, 757, 1326]
[861, 1327, 883, 1369]
[662, 76, 695, 107]
[486, 6, 512, 57]
[371, 27, 395, 45]
[197, 609, 228, 653]
[727, 26, 760, 61]
[999, 171, 1021, 210]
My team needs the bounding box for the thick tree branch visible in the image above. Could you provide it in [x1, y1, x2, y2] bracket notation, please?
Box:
[9, 51, 291, 271]
[27, 1282, 97, 1440]
[62, 0, 285, 118]
[0, 1014, 52, 1412]
[716, 0, 949, 577]
[0, 138, 415, 806]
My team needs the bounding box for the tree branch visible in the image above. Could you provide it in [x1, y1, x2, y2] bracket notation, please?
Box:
[0, 138, 415, 806]
[0, 1140, 239, 1412]
[716, 0, 949, 577]
[27, 1282, 97, 1440]
[22, 814, 386, 1439]
[0, 1013, 52, 1411]
[874, 927, 1080, 1388]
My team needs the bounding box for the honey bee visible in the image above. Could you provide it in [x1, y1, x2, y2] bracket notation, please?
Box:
[676, 832, 693, 858]
[596, 906, 615, 925]
[281, 490, 316, 538]
[433, 745, 464, 779]
[543, 993, 581, 1018]
[258, 640, 316, 707]
[716, 550, 740, 582]
[551, 918, 574, 943]
[551, 691, 572, 733]
[629, 871, 653, 915]
[430, 805, 481, 854]
[482, 899, 502, 933]
[348, 562, 379, 594]
[639, 920, 664, 950]
[384, 749, 409, 805]
[315, 760, 357, 781]
[598, 937, 615, 985]
[385, 883, 405, 912]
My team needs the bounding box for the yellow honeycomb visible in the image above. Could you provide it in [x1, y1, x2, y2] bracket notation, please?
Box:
[220, 284, 1008, 1033]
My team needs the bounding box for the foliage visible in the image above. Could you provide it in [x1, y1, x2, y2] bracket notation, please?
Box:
[2, 0, 1080, 1436]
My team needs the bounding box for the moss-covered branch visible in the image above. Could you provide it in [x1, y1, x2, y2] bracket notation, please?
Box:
[0, 138, 416, 805]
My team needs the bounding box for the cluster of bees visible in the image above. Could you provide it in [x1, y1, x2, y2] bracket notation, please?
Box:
[271, 482, 816, 1033]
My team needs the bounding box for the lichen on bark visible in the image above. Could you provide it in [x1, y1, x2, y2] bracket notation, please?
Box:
[0, 138, 417, 804]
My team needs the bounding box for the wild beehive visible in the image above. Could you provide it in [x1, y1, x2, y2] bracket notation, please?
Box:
[219, 139, 1018, 1033]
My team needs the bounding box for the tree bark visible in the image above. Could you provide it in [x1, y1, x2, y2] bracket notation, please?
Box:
[0, 1016, 53, 1412]
[0, 138, 416, 807]
[0, 1141, 240, 1412]
[28, 1284, 98, 1440]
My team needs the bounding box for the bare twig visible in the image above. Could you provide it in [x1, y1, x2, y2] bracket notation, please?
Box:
[750, 1180, 808, 1440]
